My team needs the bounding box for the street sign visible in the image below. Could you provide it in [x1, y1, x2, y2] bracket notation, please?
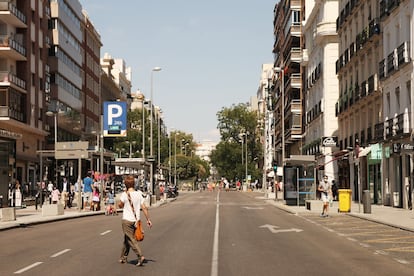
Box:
[103, 101, 127, 137]
[55, 150, 88, 160]
[56, 141, 88, 151]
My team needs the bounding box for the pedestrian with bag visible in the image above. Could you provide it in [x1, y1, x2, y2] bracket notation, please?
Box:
[318, 175, 332, 217]
[118, 175, 152, 266]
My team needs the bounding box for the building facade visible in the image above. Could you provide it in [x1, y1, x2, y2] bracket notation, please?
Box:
[272, 0, 304, 167]
[0, 0, 50, 202]
[302, 0, 339, 182]
[336, 0, 383, 203]
[378, 0, 414, 209]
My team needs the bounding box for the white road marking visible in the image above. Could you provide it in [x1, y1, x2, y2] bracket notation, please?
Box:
[243, 206, 264, 210]
[51, 249, 71, 258]
[210, 191, 220, 276]
[395, 258, 410, 265]
[260, 224, 303, 233]
[100, 230, 112, 235]
[14, 262, 43, 274]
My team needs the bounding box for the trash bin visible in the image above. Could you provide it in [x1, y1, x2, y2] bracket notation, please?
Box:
[393, 192, 399, 207]
[363, 190, 371, 214]
[338, 189, 352, 212]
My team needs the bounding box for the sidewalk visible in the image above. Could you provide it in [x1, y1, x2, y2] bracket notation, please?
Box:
[262, 192, 414, 233]
[0, 198, 172, 231]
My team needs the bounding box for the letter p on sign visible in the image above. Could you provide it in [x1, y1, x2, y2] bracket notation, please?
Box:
[103, 101, 127, 137]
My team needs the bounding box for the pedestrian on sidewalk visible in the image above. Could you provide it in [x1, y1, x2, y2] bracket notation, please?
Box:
[82, 173, 93, 210]
[51, 186, 60, 204]
[318, 175, 332, 217]
[118, 175, 152, 266]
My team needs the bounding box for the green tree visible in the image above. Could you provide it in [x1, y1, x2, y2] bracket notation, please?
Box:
[210, 103, 262, 182]
[163, 130, 210, 184]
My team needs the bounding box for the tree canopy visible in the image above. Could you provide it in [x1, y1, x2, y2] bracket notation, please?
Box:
[210, 103, 262, 183]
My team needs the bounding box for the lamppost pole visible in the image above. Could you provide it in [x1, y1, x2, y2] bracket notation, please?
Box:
[273, 66, 285, 200]
[150, 67, 161, 196]
[46, 110, 58, 188]
[158, 110, 161, 173]
[169, 130, 172, 184]
[281, 68, 285, 167]
[245, 132, 248, 185]
[142, 100, 146, 158]
[174, 133, 177, 185]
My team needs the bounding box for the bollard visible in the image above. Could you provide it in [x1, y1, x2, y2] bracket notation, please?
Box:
[363, 190, 371, 214]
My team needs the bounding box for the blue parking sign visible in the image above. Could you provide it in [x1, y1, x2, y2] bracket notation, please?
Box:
[103, 101, 127, 137]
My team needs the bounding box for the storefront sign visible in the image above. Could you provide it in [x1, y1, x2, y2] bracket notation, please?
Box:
[400, 143, 414, 151]
[0, 129, 22, 139]
[322, 136, 338, 147]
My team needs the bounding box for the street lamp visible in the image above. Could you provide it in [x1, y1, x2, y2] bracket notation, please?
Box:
[157, 108, 162, 172]
[46, 109, 59, 188]
[142, 100, 147, 158]
[239, 131, 249, 184]
[174, 132, 177, 185]
[274, 67, 285, 166]
[169, 129, 173, 184]
[274, 66, 285, 200]
[126, 140, 136, 157]
[150, 66, 162, 195]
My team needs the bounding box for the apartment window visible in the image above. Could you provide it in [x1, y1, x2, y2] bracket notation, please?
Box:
[386, 92, 390, 115]
[407, 81, 411, 108]
[395, 87, 400, 113]
[292, 10, 300, 25]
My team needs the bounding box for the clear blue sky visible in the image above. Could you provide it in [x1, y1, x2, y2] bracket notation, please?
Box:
[80, 0, 276, 142]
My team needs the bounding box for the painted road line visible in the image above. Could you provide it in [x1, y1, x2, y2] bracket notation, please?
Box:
[210, 191, 220, 276]
[51, 249, 71, 258]
[14, 262, 43, 274]
[100, 230, 112, 236]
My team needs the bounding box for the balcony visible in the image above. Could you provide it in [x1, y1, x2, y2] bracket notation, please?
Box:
[0, 1, 27, 27]
[0, 71, 26, 90]
[286, 126, 302, 142]
[374, 122, 384, 142]
[367, 74, 378, 95]
[289, 47, 302, 63]
[387, 51, 395, 74]
[360, 80, 367, 98]
[380, 0, 400, 18]
[289, 73, 302, 89]
[383, 112, 410, 141]
[315, 22, 337, 42]
[289, 99, 302, 115]
[0, 35, 27, 60]
[397, 41, 410, 68]
[0, 89, 26, 123]
[379, 59, 386, 79]
[368, 18, 381, 39]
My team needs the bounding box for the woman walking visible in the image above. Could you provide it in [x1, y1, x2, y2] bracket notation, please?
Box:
[118, 175, 152, 266]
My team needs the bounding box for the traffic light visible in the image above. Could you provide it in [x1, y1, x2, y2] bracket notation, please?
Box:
[273, 160, 278, 172]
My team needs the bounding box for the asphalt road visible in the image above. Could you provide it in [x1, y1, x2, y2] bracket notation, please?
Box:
[1, 191, 414, 276]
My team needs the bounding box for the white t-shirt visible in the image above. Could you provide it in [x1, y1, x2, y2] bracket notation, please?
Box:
[120, 190, 144, 222]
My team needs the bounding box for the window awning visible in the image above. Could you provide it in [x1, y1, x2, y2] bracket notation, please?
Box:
[358, 146, 371, 157]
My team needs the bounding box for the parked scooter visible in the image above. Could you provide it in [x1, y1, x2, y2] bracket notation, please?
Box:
[166, 185, 179, 198]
